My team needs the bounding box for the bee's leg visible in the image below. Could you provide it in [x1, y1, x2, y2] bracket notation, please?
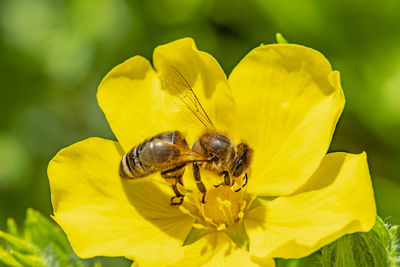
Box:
[242, 172, 248, 187]
[234, 173, 248, 192]
[224, 171, 232, 186]
[214, 171, 232, 188]
[193, 162, 207, 203]
[161, 164, 186, 205]
[171, 181, 185, 205]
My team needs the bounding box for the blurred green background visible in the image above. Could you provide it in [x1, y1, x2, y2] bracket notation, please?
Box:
[1, 0, 400, 265]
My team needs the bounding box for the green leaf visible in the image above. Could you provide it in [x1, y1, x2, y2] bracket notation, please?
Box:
[389, 225, 400, 267]
[6, 218, 18, 236]
[275, 33, 288, 44]
[276, 259, 302, 267]
[0, 209, 85, 267]
[0, 246, 23, 267]
[275, 254, 321, 267]
[276, 216, 400, 267]
[9, 250, 46, 267]
[0, 231, 41, 255]
[318, 216, 400, 267]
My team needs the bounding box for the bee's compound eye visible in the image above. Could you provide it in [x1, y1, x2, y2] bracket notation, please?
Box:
[231, 143, 253, 177]
[232, 158, 245, 177]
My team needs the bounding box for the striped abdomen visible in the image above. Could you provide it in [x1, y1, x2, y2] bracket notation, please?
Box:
[119, 131, 189, 179]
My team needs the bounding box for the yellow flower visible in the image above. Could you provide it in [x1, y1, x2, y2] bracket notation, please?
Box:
[48, 38, 376, 266]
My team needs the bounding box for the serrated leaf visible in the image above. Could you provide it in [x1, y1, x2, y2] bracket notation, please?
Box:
[7, 218, 18, 236]
[0, 209, 85, 267]
[9, 250, 46, 267]
[389, 225, 400, 267]
[0, 246, 23, 267]
[23, 209, 85, 267]
[276, 259, 301, 267]
[24, 209, 70, 253]
[0, 231, 40, 255]
[276, 216, 400, 267]
[275, 252, 322, 267]
[318, 216, 400, 267]
[275, 33, 288, 44]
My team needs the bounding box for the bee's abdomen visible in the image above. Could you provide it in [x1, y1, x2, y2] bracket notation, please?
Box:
[119, 143, 157, 179]
[119, 131, 187, 179]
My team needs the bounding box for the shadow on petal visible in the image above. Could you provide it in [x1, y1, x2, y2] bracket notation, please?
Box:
[272, 45, 334, 95]
[245, 203, 268, 230]
[292, 153, 346, 194]
[153, 38, 229, 100]
[121, 175, 194, 240]
[245, 152, 375, 259]
[113, 142, 194, 240]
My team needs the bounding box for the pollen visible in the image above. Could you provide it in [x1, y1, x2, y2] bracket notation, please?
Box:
[180, 179, 249, 231]
[203, 186, 242, 227]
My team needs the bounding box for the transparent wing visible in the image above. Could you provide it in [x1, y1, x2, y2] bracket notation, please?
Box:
[155, 138, 210, 164]
[160, 65, 215, 129]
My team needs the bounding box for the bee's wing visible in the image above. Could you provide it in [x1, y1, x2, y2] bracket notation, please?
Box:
[160, 65, 215, 129]
[156, 139, 209, 163]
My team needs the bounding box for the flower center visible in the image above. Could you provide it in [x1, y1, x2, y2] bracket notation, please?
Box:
[178, 175, 256, 249]
[203, 186, 242, 227]
[179, 184, 250, 231]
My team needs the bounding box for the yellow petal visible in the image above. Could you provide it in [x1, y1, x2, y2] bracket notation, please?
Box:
[245, 152, 376, 258]
[153, 38, 236, 137]
[229, 44, 344, 195]
[97, 56, 172, 152]
[48, 137, 194, 263]
[172, 232, 275, 267]
[98, 39, 236, 153]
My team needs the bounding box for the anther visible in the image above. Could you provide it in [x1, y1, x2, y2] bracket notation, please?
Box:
[240, 200, 247, 212]
[217, 224, 226, 231]
[223, 200, 232, 208]
[179, 206, 195, 217]
[193, 223, 206, 229]
[238, 211, 245, 219]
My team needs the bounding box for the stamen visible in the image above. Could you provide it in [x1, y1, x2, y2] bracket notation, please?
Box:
[217, 198, 233, 226]
[240, 200, 247, 212]
[226, 205, 235, 225]
[223, 200, 232, 208]
[203, 186, 242, 228]
[238, 200, 247, 220]
[238, 211, 245, 219]
[179, 206, 199, 219]
[217, 197, 224, 210]
[217, 224, 226, 231]
[203, 211, 220, 228]
[184, 174, 251, 232]
[193, 223, 206, 229]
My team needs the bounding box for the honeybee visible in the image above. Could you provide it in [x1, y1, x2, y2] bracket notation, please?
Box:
[119, 66, 253, 205]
